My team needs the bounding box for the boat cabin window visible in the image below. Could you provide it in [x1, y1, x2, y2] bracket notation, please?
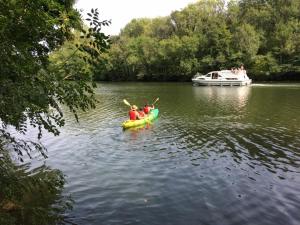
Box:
[205, 74, 211, 77]
[212, 73, 218, 79]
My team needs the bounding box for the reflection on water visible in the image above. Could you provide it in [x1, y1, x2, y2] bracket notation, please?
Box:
[0, 162, 72, 225]
[124, 123, 155, 141]
[40, 83, 300, 225]
[193, 85, 251, 103]
[193, 86, 251, 111]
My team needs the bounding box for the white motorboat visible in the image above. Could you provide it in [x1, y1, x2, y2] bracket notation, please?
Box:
[192, 70, 252, 86]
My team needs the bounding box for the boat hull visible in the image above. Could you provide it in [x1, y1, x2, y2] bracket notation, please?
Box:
[122, 109, 159, 129]
[192, 79, 252, 86]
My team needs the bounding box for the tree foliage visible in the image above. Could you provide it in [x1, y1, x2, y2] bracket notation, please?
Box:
[0, 1, 110, 159]
[0, 1, 110, 224]
[95, 0, 300, 81]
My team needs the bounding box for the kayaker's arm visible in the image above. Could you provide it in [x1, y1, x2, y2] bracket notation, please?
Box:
[136, 112, 144, 120]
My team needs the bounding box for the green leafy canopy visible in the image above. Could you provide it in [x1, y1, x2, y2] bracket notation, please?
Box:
[0, 1, 111, 160]
[96, 0, 300, 81]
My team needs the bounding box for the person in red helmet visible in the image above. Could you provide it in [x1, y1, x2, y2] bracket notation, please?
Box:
[143, 103, 154, 114]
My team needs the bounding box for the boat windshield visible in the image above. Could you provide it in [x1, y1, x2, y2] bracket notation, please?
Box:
[193, 73, 202, 79]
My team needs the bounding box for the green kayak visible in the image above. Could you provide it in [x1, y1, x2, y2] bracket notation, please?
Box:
[122, 109, 159, 129]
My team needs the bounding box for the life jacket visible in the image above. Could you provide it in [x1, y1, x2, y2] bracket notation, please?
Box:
[129, 110, 137, 120]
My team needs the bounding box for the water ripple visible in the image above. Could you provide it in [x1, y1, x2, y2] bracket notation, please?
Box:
[39, 83, 300, 225]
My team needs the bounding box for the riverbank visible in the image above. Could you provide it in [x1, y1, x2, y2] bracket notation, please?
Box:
[250, 72, 300, 81]
[94, 72, 300, 82]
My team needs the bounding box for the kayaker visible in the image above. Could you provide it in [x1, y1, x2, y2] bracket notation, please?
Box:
[139, 108, 146, 118]
[129, 105, 143, 120]
[143, 104, 154, 114]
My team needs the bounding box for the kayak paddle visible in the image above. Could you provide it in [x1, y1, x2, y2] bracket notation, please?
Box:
[123, 99, 132, 107]
[152, 97, 159, 105]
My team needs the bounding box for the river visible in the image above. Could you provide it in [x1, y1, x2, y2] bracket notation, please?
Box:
[41, 82, 300, 225]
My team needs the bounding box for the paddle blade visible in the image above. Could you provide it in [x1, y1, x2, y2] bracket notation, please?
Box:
[123, 99, 131, 107]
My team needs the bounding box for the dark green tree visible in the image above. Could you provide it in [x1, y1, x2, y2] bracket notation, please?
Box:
[0, 0, 110, 224]
[98, 0, 299, 81]
[0, 1, 110, 159]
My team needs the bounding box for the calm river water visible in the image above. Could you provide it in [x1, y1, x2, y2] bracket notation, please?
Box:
[42, 83, 300, 225]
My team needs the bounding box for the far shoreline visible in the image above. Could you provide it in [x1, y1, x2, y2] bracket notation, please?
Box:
[94, 72, 300, 83]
